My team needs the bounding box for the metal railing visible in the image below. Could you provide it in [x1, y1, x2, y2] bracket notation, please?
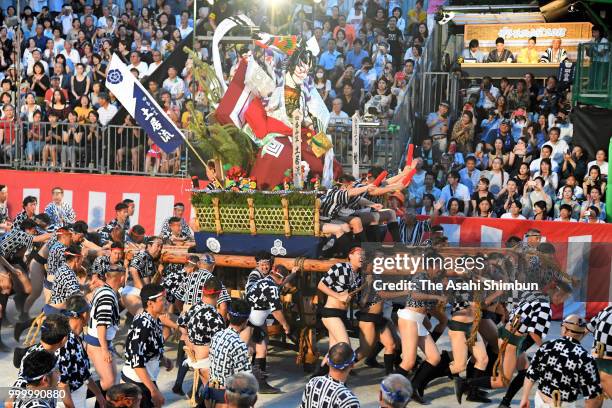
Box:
[325, 118, 403, 175]
[573, 42, 611, 109]
[2, 121, 190, 177]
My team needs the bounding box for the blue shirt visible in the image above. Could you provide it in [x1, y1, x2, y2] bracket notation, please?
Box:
[32, 34, 50, 51]
[459, 167, 481, 194]
[23, 25, 37, 40]
[345, 49, 369, 69]
[319, 50, 340, 71]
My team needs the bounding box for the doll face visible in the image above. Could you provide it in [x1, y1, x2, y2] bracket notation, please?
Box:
[290, 59, 310, 85]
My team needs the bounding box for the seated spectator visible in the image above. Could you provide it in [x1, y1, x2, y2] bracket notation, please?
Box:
[97, 92, 118, 126]
[414, 137, 438, 172]
[557, 175, 584, 201]
[550, 108, 573, 142]
[582, 206, 605, 224]
[475, 199, 495, 218]
[543, 126, 569, 167]
[537, 75, 561, 117]
[470, 177, 494, 215]
[70, 63, 91, 105]
[484, 122, 513, 159]
[407, 0, 426, 37]
[554, 186, 581, 220]
[356, 58, 377, 94]
[329, 98, 350, 123]
[517, 36, 539, 63]
[439, 197, 465, 217]
[162, 66, 185, 107]
[507, 79, 531, 111]
[338, 82, 360, 117]
[540, 37, 568, 63]
[561, 146, 587, 182]
[20, 92, 42, 123]
[335, 29, 348, 54]
[61, 40, 80, 66]
[439, 170, 470, 212]
[495, 178, 521, 217]
[530, 145, 560, 175]
[319, 39, 340, 73]
[583, 165, 607, 197]
[522, 177, 553, 218]
[364, 78, 396, 118]
[554, 203, 577, 222]
[507, 137, 532, 177]
[47, 89, 70, 121]
[587, 149, 608, 177]
[74, 95, 93, 124]
[486, 37, 514, 63]
[483, 157, 509, 195]
[314, 66, 333, 106]
[475, 76, 499, 112]
[391, 7, 406, 33]
[580, 186, 606, 221]
[462, 39, 485, 63]
[500, 199, 526, 220]
[334, 15, 356, 46]
[426, 101, 450, 155]
[459, 155, 481, 194]
[534, 157, 559, 195]
[532, 200, 549, 220]
[127, 51, 148, 79]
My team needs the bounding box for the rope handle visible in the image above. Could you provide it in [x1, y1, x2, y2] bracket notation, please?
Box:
[492, 314, 522, 387]
[24, 313, 46, 347]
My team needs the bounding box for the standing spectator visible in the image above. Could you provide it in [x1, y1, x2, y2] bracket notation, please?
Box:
[47, 89, 71, 121]
[385, 17, 404, 71]
[347, 2, 364, 33]
[475, 76, 499, 112]
[426, 101, 450, 155]
[450, 111, 474, 154]
[0, 104, 16, 163]
[372, 42, 393, 78]
[339, 82, 360, 117]
[333, 15, 356, 47]
[97, 92, 118, 126]
[486, 37, 514, 63]
[61, 111, 83, 169]
[407, 0, 426, 37]
[459, 156, 481, 194]
[177, 10, 193, 39]
[536, 75, 560, 117]
[542, 126, 569, 167]
[356, 58, 377, 94]
[56, 5, 77, 36]
[20, 92, 42, 123]
[70, 63, 91, 106]
[28, 61, 50, 102]
[25, 110, 45, 164]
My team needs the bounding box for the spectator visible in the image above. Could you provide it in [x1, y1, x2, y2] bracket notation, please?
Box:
[534, 158, 558, 197]
[318, 39, 340, 73]
[61, 40, 81, 66]
[70, 63, 91, 105]
[28, 61, 50, 102]
[475, 76, 499, 112]
[462, 39, 485, 63]
[329, 98, 350, 123]
[0, 104, 16, 162]
[347, 2, 365, 33]
[20, 92, 42, 123]
[532, 200, 548, 220]
[582, 206, 605, 224]
[177, 10, 193, 39]
[459, 156, 481, 194]
[47, 89, 70, 121]
[85, 110, 102, 167]
[517, 36, 539, 63]
[440, 197, 465, 216]
[561, 145, 588, 183]
[439, 170, 470, 212]
[333, 15, 356, 46]
[470, 177, 495, 215]
[426, 101, 450, 155]
[495, 178, 521, 217]
[25, 110, 45, 164]
[542, 126, 569, 167]
[385, 17, 403, 70]
[162, 66, 185, 106]
[522, 177, 552, 217]
[42, 112, 62, 168]
[407, 0, 426, 37]
[74, 95, 93, 124]
[146, 50, 163, 76]
[507, 79, 531, 110]
[127, 51, 148, 79]
[587, 149, 608, 177]
[583, 165, 607, 197]
[500, 199, 526, 220]
[391, 7, 406, 33]
[530, 145, 560, 174]
[451, 110, 474, 155]
[537, 75, 560, 117]
[97, 92, 118, 126]
[345, 39, 369, 70]
[554, 203, 577, 222]
[56, 5, 76, 36]
[540, 37, 568, 63]
[554, 186, 581, 220]
[557, 174, 584, 201]
[580, 186, 606, 221]
[314, 67, 333, 106]
[483, 157, 509, 195]
[486, 37, 514, 63]
[61, 111, 83, 169]
[414, 137, 437, 171]
[410, 169, 441, 208]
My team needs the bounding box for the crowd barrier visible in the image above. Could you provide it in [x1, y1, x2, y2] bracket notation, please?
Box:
[1, 122, 191, 177]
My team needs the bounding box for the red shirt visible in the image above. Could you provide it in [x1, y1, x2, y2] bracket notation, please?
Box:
[0, 119, 16, 145]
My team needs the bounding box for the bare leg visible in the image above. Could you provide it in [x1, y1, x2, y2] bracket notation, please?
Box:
[322, 317, 349, 349]
[398, 318, 419, 371]
[86, 343, 117, 391]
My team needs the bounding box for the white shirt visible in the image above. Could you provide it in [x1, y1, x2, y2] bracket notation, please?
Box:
[178, 25, 193, 39]
[61, 48, 81, 65]
[146, 61, 162, 76]
[501, 213, 526, 220]
[554, 217, 577, 222]
[162, 76, 185, 99]
[52, 38, 65, 54]
[530, 157, 560, 174]
[440, 183, 470, 206]
[542, 139, 569, 166]
[587, 160, 608, 176]
[56, 13, 75, 36]
[127, 61, 149, 79]
[97, 104, 118, 126]
[329, 110, 350, 123]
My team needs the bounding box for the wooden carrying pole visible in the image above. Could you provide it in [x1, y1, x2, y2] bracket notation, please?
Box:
[161, 252, 342, 272]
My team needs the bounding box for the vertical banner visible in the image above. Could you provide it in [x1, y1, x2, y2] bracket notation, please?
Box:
[292, 110, 303, 189]
[105, 54, 185, 154]
[351, 112, 360, 178]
